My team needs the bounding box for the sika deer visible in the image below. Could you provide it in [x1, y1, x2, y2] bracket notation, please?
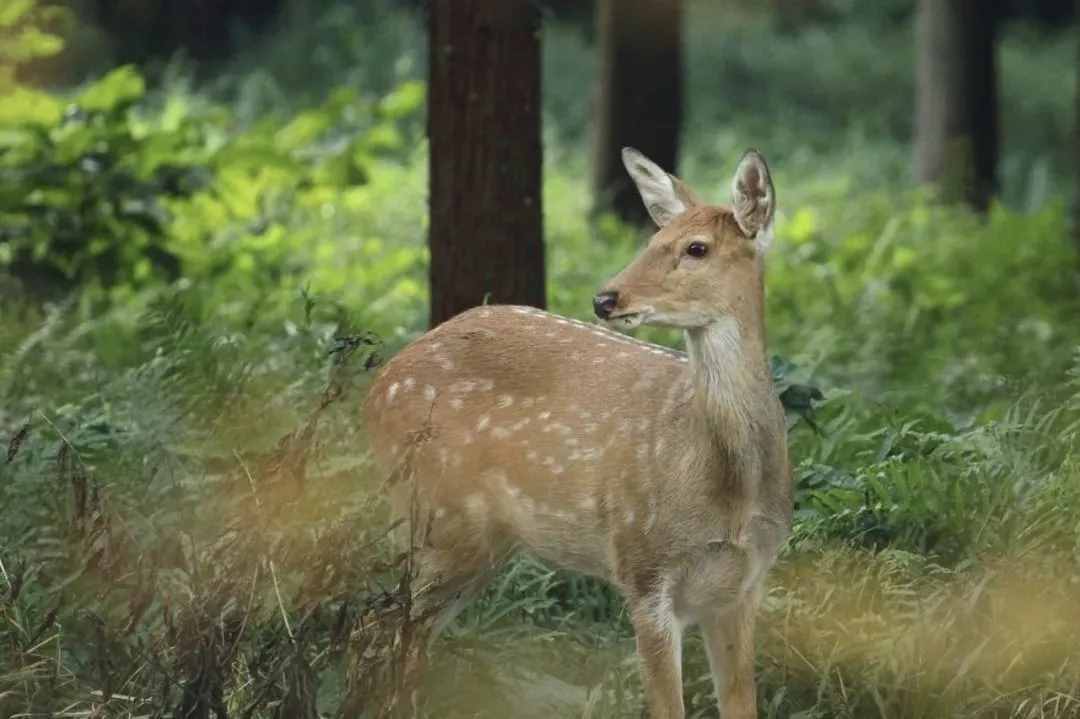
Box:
[364, 148, 791, 718]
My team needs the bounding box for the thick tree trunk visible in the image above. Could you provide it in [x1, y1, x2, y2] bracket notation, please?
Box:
[593, 0, 683, 225]
[915, 0, 999, 210]
[428, 0, 545, 328]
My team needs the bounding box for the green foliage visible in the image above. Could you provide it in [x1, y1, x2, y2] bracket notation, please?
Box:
[3, 2, 1080, 717]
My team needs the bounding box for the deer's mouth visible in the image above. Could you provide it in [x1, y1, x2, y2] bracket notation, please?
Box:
[605, 310, 647, 330]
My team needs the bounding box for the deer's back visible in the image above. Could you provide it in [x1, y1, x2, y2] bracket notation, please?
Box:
[364, 305, 689, 575]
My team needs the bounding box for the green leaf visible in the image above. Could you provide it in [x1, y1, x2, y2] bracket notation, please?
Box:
[2, 27, 63, 63]
[78, 65, 145, 113]
[0, 86, 61, 126]
[0, 0, 34, 28]
[377, 80, 424, 120]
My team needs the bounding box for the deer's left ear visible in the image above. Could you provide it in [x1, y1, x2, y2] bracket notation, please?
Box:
[731, 150, 776, 250]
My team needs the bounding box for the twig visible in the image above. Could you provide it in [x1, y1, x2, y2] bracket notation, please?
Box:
[233, 449, 262, 510]
[269, 560, 294, 643]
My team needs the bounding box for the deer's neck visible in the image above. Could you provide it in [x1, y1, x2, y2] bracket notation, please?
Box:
[683, 295, 771, 448]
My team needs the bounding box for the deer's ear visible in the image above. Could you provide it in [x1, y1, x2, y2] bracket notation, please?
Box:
[622, 147, 695, 228]
[731, 150, 776, 250]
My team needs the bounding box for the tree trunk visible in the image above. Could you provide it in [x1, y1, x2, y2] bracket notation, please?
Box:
[593, 0, 683, 225]
[915, 0, 999, 210]
[427, 0, 545, 328]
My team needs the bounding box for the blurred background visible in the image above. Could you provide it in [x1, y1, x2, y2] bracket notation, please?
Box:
[3, 1, 1080, 717]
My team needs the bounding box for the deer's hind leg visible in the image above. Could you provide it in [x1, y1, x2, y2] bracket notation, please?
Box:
[393, 494, 511, 715]
[351, 473, 509, 718]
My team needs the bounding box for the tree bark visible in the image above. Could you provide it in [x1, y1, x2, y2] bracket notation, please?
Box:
[915, 0, 999, 210]
[428, 0, 545, 328]
[593, 0, 683, 225]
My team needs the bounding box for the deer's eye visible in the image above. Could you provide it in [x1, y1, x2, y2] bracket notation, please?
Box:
[686, 242, 708, 258]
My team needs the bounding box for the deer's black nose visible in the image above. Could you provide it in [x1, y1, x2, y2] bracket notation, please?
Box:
[593, 291, 619, 319]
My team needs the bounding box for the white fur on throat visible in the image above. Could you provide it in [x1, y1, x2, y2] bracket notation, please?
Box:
[684, 317, 757, 446]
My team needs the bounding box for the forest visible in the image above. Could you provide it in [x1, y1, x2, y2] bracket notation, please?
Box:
[2, 0, 1080, 717]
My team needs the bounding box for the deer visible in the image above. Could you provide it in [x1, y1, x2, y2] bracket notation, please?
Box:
[363, 147, 792, 719]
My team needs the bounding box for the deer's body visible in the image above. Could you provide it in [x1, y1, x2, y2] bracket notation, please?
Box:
[364, 149, 791, 718]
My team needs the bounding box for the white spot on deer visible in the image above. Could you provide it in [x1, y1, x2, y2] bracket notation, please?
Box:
[403, 377, 416, 391]
[580, 447, 604, 462]
[434, 507, 447, 519]
[492, 427, 511, 440]
[464, 493, 487, 513]
[526, 449, 539, 462]
[536, 395, 548, 403]
[387, 382, 400, 403]
[435, 355, 454, 370]
[538, 411, 552, 421]
[579, 410, 593, 420]
[451, 453, 464, 468]
[592, 357, 604, 365]
[583, 423, 599, 434]
[476, 415, 491, 432]
[478, 379, 495, 391]
[423, 385, 437, 401]
[624, 510, 636, 526]
[450, 398, 464, 410]
[579, 497, 596, 511]
[480, 309, 492, 318]
[450, 380, 477, 393]
[617, 352, 630, 359]
[513, 307, 532, 315]
[522, 397, 535, 408]
[511, 417, 531, 432]
[544, 331, 556, 338]
[550, 464, 565, 475]
[565, 437, 579, 447]
[462, 431, 475, 445]
[496, 394, 514, 409]
[654, 437, 666, 458]
[390, 443, 399, 456]
[430, 342, 442, 350]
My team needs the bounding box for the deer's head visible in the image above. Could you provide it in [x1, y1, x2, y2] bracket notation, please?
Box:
[594, 148, 776, 331]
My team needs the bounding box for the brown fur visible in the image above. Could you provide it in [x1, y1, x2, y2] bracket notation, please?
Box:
[364, 152, 791, 718]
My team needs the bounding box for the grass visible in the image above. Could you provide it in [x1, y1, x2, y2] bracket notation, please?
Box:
[3, 0, 1080, 717]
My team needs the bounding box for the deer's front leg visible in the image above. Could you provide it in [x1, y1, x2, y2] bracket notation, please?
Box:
[629, 599, 685, 719]
[699, 592, 760, 719]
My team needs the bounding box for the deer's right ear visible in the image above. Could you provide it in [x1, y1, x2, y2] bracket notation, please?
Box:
[622, 147, 694, 228]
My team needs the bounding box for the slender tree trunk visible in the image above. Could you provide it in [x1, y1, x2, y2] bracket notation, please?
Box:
[593, 0, 683, 225]
[428, 0, 545, 327]
[915, 0, 999, 210]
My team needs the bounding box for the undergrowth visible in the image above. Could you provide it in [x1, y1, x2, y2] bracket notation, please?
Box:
[3, 0, 1080, 717]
